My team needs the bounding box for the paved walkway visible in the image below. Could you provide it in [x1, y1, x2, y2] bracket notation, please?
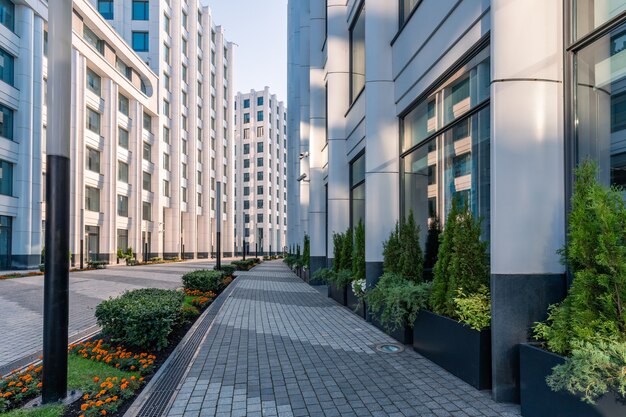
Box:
[0, 260, 218, 371]
[164, 262, 521, 417]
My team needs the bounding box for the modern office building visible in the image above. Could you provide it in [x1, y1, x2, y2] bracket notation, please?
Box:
[288, 0, 625, 405]
[234, 88, 288, 256]
[91, 0, 236, 260]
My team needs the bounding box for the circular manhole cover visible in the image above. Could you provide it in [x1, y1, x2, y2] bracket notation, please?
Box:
[376, 343, 404, 353]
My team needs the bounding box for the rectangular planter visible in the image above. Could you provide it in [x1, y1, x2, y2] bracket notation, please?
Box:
[327, 283, 347, 306]
[520, 344, 625, 417]
[412, 310, 491, 390]
[346, 287, 365, 319]
[370, 312, 413, 345]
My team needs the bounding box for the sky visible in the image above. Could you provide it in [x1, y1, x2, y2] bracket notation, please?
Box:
[208, 0, 289, 101]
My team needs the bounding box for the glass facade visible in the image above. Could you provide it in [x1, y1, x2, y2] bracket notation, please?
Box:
[0, 47, 14, 86]
[0, 0, 14, 32]
[350, 5, 365, 102]
[0, 215, 11, 269]
[0, 159, 12, 196]
[573, 7, 626, 189]
[97, 0, 113, 19]
[350, 153, 365, 228]
[401, 49, 490, 246]
[0, 103, 13, 141]
[400, 0, 420, 26]
[132, 31, 149, 52]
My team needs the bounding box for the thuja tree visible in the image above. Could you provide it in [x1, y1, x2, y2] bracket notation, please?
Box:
[353, 220, 366, 280]
[340, 227, 353, 271]
[303, 234, 310, 269]
[382, 222, 401, 274]
[430, 195, 489, 318]
[534, 161, 626, 356]
[398, 210, 424, 282]
[332, 231, 344, 272]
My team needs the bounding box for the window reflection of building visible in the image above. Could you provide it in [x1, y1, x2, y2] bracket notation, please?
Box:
[402, 48, 490, 248]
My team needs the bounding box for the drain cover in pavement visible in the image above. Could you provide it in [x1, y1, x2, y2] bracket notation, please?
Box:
[376, 343, 404, 353]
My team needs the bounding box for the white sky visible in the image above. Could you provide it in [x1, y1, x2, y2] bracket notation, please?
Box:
[208, 0, 289, 102]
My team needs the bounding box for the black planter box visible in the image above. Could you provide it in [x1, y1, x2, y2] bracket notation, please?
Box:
[328, 283, 347, 306]
[370, 312, 413, 345]
[520, 344, 625, 417]
[346, 287, 365, 319]
[412, 310, 491, 390]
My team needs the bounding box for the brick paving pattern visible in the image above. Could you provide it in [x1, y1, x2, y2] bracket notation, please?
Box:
[0, 261, 216, 370]
[166, 262, 521, 417]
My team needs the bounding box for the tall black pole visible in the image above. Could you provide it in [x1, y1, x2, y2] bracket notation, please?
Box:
[43, 0, 71, 403]
[255, 242, 258, 258]
[270, 244, 272, 258]
[242, 240, 246, 260]
[216, 182, 222, 270]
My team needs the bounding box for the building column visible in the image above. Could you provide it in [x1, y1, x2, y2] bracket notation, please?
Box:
[298, 0, 311, 248]
[31, 14, 44, 267]
[308, 0, 326, 277]
[364, 0, 399, 288]
[325, 0, 350, 268]
[490, 0, 566, 402]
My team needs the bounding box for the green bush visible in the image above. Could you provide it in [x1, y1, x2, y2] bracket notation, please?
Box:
[382, 223, 401, 274]
[430, 196, 490, 318]
[303, 234, 310, 270]
[95, 289, 184, 351]
[453, 285, 491, 331]
[352, 220, 365, 281]
[231, 260, 249, 271]
[424, 215, 441, 270]
[340, 228, 353, 271]
[365, 273, 432, 331]
[219, 264, 236, 277]
[534, 161, 626, 356]
[183, 270, 225, 293]
[546, 340, 626, 404]
[332, 232, 344, 272]
[398, 211, 423, 282]
[312, 267, 335, 283]
[180, 305, 200, 324]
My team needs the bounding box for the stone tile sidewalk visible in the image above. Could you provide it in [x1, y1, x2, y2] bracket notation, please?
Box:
[163, 261, 521, 417]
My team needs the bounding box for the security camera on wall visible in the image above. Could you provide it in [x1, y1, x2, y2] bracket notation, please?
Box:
[296, 173, 307, 182]
[299, 152, 309, 159]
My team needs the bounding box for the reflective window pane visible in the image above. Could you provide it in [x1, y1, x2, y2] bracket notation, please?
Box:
[574, 0, 626, 40]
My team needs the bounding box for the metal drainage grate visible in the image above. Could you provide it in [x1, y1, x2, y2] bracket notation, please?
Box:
[133, 282, 237, 417]
[376, 343, 404, 354]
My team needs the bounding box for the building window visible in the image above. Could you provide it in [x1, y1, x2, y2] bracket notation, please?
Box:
[244, 187, 250, 196]
[132, 31, 149, 52]
[142, 202, 152, 221]
[143, 142, 151, 162]
[243, 128, 250, 139]
[118, 161, 129, 183]
[118, 128, 129, 149]
[257, 171, 264, 181]
[86, 108, 101, 134]
[244, 113, 250, 124]
[117, 229, 128, 251]
[257, 96, 264, 106]
[244, 144, 250, 154]
[0, 159, 12, 196]
[117, 195, 128, 217]
[400, 0, 420, 26]
[0, 0, 15, 32]
[143, 171, 152, 192]
[86, 68, 101, 95]
[257, 111, 264, 122]
[163, 180, 170, 197]
[164, 44, 171, 64]
[257, 185, 264, 195]
[86, 148, 100, 173]
[163, 126, 170, 144]
[244, 200, 250, 209]
[244, 98, 250, 108]
[132, 0, 149, 20]
[257, 142, 264, 152]
[244, 158, 250, 168]
[350, 5, 365, 103]
[244, 172, 250, 182]
[182, 11, 188, 30]
[197, 171, 202, 185]
[257, 126, 264, 136]
[143, 112, 152, 132]
[0, 104, 14, 141]
[257, 157, 263, 167]
[0, 47, 14, 86]
[401, 49, 491, 247]
[85, 186, 100, 212]
[257, 213, 263, 223]
[182, 187, 187, 202]
[350, 153, 365, 229]
[163, 153, 170, 170]
[164, 13, 171, 34]
[98, 0, 113, 19]
[118, 94, 130, 116]
[83, 26, 104, 54]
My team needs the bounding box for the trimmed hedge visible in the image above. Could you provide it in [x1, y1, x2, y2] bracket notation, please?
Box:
[95, 288, 184, 351]
[217, 264, 236, 277]
[182, 270, 225, 293]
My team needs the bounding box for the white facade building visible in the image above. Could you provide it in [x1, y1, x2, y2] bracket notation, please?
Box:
[289, 0, 626, 406]
[91, 0, 236, 260]
[234, 88, 287, 256]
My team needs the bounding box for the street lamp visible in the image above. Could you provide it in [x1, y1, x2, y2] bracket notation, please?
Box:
[43, 0, 72, 403]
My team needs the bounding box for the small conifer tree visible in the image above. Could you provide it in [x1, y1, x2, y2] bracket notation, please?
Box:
[332, 231, 344, 272]
[398, 210, 424, 282]
[340, 227, 353, 271]
[353, 220, 366, 280]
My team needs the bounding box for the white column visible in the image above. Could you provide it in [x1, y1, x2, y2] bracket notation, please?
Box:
[308, 0, 326, 274]
[13, 6, 35, 268]
[490, 0, 565, 402]
[298, 0, 311, 246]
[325, 0, 350, 266]
[364, 0, 399, 285]
[31, 14, 44, 267]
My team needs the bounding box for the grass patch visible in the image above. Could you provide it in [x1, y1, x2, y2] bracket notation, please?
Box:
[67, 355, 138, 391]
[0, 405, 64, 417]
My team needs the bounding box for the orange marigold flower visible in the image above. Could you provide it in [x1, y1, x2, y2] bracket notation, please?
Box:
[83, 394, 90, 400]
[94, 377, 100, 382]
[130, 376, 135, 381]
[80, 404, 89, 411]
[21, 388, 27, 393]
[37, 383, 42, 388]
[101, 410, 107, 415]
[96, 401, 104, 407]
[112, 396, 118, 401]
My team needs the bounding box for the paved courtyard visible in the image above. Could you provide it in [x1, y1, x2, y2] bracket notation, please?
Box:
[163, 262, 521, 417]
[0, 260, 216, 371]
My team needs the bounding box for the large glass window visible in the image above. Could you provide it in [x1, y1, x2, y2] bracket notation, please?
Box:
[0, 103, 14, 140]
[132, 31, 149, 52]
[0, 159, 12, 196]
[350, 153, 365, 228]
[118, 161, 129, 183]
[85, 186, 100, 212]
[400, 0, 420, 26]
[132, 0, 149, 20]
[350, 5, 365, 103]
[142, 202, 152, 221]
[97, 0, 113, 19]
[117, 229, 128, 251]
[0, 47, 14, 86]
[83, 26, 104, 54]
[0, 0, 14, 32]
[86, 108, 101, 134]
[119, 94, 130, 116]
[86, 68, 101, 96]
[401, 50, 491, 246]
[86, 148, 100, 173]
[575, 19, 626, 188]
[118, 128, 129, 149]
[117, 195, 128, 217]
[143, 171, 151, 192]
[574, 0, 626, 40]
